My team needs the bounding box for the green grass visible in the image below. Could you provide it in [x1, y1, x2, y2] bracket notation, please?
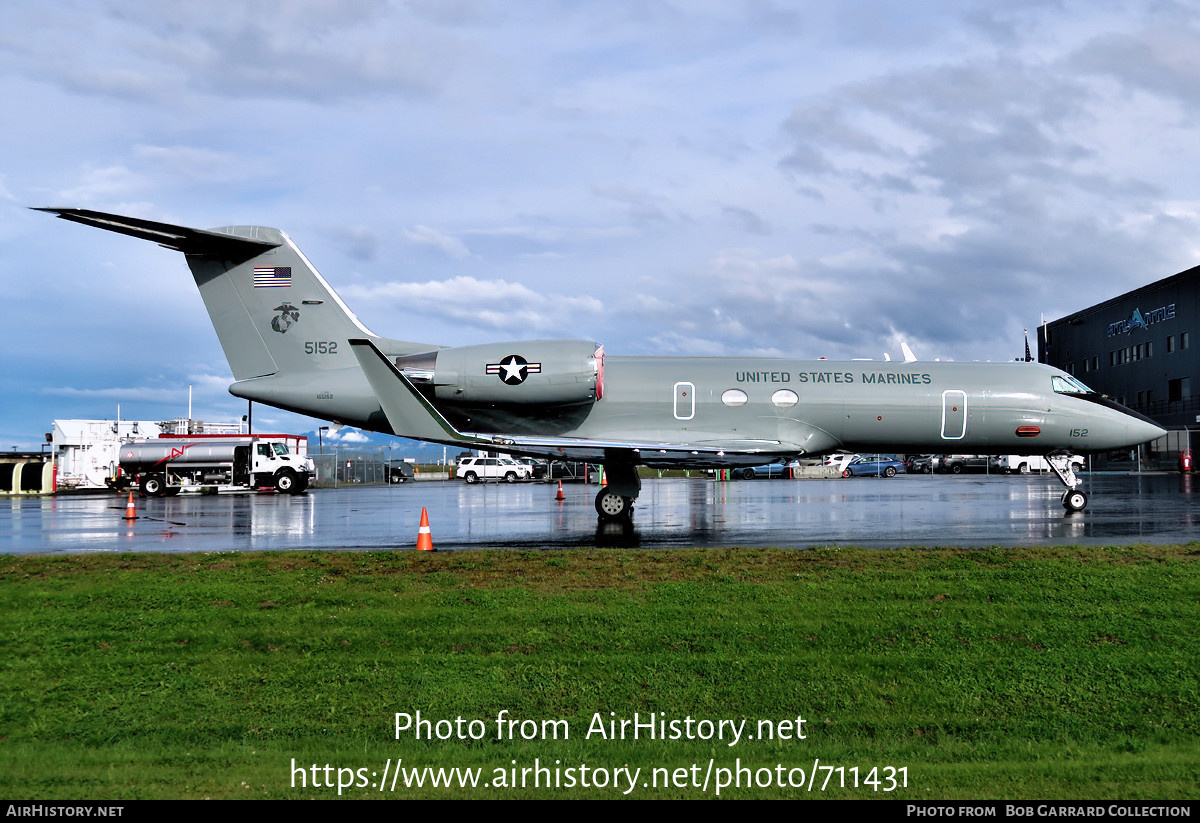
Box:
[1, 545, 1197, 799]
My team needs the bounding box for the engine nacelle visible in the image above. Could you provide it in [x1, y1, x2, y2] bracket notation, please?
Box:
[396, 339, 602, 405]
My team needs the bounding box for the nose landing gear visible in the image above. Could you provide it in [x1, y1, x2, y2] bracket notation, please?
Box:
[1047, 454, 1088, 512]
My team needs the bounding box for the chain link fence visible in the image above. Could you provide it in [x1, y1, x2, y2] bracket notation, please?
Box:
[309, 447, 448, 487]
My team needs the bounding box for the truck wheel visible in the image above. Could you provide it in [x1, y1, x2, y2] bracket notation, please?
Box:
[464, 472, 479, 484]
[274, 468, 299, 493]
[504, 471, 517, 483]
[140, 474, 166, 497]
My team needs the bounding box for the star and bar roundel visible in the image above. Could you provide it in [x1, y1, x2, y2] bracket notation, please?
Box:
[486, 354, 542, 385]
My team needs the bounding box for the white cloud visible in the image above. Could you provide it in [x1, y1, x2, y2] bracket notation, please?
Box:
[401, 226, 476, 260]
[344, 276, 603, 335]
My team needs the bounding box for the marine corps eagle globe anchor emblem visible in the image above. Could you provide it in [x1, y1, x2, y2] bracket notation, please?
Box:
[271, 302, 300, 333]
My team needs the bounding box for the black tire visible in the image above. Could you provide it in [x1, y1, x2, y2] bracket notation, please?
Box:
[884, 466, 897, 478]
[504, 472, 517, 483]
[274, 468, 300, 494]
[464, 472, 479, 484]
[1018, 463, 1030, 474]
[742, 468, 756, 480]
[595, 489, 633, 520]
[1062, 489, 1088, 512]
[842, 468, 852, 478]
[140, 474, 166, 497]
[951, 463, 963, 474]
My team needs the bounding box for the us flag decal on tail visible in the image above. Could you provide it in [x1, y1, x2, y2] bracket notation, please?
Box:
[253, 266, 292, 287]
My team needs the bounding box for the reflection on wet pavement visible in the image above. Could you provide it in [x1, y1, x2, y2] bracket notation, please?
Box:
[3, 474, 1195, 554]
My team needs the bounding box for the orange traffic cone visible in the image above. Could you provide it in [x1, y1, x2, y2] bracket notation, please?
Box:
[123, 490, 138, 520]
[416, 507, 435, 552]
[555, 481, 565, 501]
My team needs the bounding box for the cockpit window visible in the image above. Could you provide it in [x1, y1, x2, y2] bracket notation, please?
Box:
[1052, 375, 1094, 395]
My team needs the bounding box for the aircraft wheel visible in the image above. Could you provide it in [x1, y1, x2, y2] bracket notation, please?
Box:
[464, 472, 479, 484]
[884, 466, 897, 478]
[741, 468, 756, 480]
[595, 489, 633, 520]
[504, 472, 517, 483]
[1062, 489, 1088, 512]
[842, 469, 852, 478]
[140, 474, 166, 497]
[274, 468, 299, 494]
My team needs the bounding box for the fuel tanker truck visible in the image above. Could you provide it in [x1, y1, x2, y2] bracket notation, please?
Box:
[113, 434, 315, 496]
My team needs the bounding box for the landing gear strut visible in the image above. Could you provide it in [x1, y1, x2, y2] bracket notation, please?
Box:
[1047, 453, 1088, 512]
[594, 461, 641, 521]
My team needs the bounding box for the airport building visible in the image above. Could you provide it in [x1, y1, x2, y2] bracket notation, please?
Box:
[1038, 263, 1199, 465]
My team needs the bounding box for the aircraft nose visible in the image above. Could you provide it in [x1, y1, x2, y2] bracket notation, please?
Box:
[1132, 416, 1167, 444]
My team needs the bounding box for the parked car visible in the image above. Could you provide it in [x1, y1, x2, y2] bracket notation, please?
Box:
[548, 460, 594, 482]
[386, 462, 415, 483]
[514, 458, 548, 479]
[905, 455, 932, 474]
[732, 461, 800, 480]
[842, 455, 906, 477]
[456, 457, 533, 483]
[991, 454, 1085, 474]
[822, 453, 856, 472]
[930, 455, 990, 474]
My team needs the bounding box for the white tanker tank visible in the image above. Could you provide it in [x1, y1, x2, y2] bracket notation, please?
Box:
[116, 435, 314, 496]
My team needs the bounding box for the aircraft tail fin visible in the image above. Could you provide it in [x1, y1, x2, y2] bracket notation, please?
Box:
[37, 208, 433, 382]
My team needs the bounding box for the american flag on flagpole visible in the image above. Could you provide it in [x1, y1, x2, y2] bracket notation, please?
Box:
[253, 266, 292, 287]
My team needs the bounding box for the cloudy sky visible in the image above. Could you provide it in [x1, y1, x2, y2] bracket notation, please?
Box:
[4, 0, 1200, 449]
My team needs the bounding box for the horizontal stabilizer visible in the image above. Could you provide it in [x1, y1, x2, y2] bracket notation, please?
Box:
[33, 208, 279, 258]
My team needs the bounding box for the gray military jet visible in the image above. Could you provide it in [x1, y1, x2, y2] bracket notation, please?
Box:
[38, 208, 1165, 520]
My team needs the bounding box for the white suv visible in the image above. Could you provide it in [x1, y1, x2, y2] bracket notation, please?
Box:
[456, 457, 533, 484]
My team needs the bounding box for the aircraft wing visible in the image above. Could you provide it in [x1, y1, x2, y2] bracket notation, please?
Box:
[349, 339, 800, 465]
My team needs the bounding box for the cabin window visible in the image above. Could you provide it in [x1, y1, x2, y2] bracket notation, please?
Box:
[771, 389, 799, 408]
[721, 389, 748, 407]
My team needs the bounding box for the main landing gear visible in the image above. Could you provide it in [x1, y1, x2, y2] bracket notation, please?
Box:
[1046, 453, 1088, 513]
[594, 461, 641, 521]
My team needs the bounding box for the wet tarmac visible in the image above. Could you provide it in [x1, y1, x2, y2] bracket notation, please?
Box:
[2, 473, 1197, 553]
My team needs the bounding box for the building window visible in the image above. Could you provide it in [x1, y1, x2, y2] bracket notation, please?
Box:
[1168, 377, 1191, 403]
[1167, 335, 1175, 353]
[1092, 356, 1099, 371]
[1182, 332, 1190, 350]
